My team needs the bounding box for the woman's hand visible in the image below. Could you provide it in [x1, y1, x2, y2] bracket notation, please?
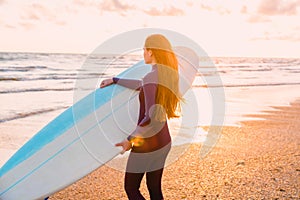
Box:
[115, 139, 132, 154]
[100, 78, 114, 88]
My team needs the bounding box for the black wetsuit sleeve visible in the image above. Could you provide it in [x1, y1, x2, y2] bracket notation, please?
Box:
[113, 77, 142, 90]
[127, 75, 165, 142]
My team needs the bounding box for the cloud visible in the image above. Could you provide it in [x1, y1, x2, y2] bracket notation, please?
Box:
[100, 0, 133, 12]
[257, 0, 300, 16]
[24, 12, 40, 21]
[4, 24, 16, 29]
[245, 0, 300, 24]
[251, 31, 300, 42]
[217, 7, 231, 15]
[93, 0, 136, 16]
[200, 3, 213, 12]
[198, 2, 231, 15]
[294, 26, 300, 31]
[275, 34, 300, 42]
[18, 22, 35, 30]
[97, 0, 185, 17]
[73, 0, 90, 7]
[20, 3, 66, 27]
[240, 5, 248, 14]
[246, 14, 271, 23]
[144, 6, 185, 16]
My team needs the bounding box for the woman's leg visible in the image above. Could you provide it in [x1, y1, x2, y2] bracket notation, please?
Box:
[146, 168, 164, 200]
[145, 144, 170, 200]
[125, 143, 171, 200]
[124, 172, 146, 200]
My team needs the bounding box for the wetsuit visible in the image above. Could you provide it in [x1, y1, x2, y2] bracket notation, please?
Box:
[113, 64, 171, 200]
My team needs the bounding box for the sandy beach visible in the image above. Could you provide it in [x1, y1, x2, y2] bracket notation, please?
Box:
[48, 100, 300, 199]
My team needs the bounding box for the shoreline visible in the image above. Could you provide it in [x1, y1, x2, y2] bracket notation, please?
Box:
[1, 84, 300, 167]
[50, 100, 300, 199]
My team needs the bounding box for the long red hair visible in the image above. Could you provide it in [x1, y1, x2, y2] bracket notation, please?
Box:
[144, 34, 182, 121]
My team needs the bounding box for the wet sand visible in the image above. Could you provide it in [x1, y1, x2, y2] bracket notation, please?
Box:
[49, 100, 300, 199]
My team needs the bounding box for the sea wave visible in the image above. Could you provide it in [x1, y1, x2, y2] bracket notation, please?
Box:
[0, 88, 74, 94]
[193, 82, 300, 88]
[0, 66, 48, 72]
[0, 106, 69, 123]
[0, 73, 106, 82]
[1, 52, 300, 125]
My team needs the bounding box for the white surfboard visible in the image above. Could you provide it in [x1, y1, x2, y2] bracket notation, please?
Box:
[0, 47, 198, 200]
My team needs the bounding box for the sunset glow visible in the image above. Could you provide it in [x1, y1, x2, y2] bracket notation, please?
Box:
[0, 0, 299, 57]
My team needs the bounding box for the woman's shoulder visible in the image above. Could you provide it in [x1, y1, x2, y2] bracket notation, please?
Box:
[143, 70, 158, 85]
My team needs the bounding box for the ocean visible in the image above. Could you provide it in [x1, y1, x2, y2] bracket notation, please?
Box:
[1, 52, 300, 166]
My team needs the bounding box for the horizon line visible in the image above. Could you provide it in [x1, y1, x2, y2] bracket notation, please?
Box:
[0, 50, 299, 59]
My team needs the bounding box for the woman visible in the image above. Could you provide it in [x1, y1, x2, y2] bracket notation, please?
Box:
[100, 34, 181, 200]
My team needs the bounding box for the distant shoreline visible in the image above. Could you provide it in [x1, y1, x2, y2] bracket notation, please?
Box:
[1, 51, 299, 59]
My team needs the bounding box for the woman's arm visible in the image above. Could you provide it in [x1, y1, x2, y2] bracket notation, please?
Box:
[100, 77, 142, 90]
[112, 77, 142, 90]
[127, 75, 165, 143]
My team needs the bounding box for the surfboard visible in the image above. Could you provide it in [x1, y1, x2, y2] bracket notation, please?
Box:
[0, 47, 198, 200]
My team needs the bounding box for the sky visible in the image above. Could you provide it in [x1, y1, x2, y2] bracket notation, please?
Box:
[0, 0, 300, 58]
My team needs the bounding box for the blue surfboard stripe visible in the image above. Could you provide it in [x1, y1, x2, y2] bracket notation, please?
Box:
[0, 61, 150, 177]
